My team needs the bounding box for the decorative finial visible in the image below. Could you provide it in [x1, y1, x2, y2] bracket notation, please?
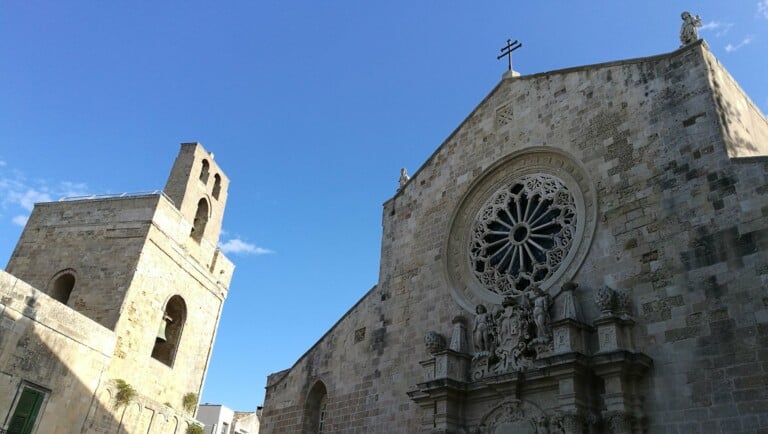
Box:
[680, 11, 702, 46]
[497, 38, 522, 72]
[398, 167, 410, 190]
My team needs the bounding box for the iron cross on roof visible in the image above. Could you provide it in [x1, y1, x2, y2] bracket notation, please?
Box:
[497, 39, 522, 71]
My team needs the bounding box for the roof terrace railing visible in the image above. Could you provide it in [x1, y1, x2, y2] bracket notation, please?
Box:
[59, 190, 175, 205]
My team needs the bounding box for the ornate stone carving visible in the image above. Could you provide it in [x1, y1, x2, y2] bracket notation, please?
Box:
[470, 291, 553, 379]
[532, 286, 553, 340]
[605, 412, 633, 434]
[445, 150, 597, 313]
[473, 399, 552, 434]
[425, 331, 446, 355]
[680, 11, 702, 46]
[469, 174, 577, 296]
[473, 304, 493, 354]
[594, 286, 615, 315]
[398, 167, 410, 189]
[552, 413, 584, 434]
[614, 289, 632, 318]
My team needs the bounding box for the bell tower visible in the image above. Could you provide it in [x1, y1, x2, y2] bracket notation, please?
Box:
[164, 142, 230, 257]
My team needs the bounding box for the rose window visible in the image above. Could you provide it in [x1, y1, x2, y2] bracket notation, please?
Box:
[469, 174, 577, 295]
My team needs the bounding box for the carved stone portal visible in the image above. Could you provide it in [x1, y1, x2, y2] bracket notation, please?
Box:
[408, 282, 653, 434]
[473, 399, 551, 434]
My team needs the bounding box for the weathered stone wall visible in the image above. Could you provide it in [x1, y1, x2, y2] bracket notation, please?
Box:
[106, 196, 228, 410]
[5, 196, 158, 329]
[704, 53, 768, 159]
[1, 143, 233, 433]
[261, 42, 768, 433]
[0, 270, 117, 433]
[163, 142, 231, 265]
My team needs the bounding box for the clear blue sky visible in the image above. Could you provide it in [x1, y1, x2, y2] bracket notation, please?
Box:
[1, 1, 766, 411]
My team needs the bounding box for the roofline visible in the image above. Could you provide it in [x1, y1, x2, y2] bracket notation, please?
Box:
[387, 40, 707, 205]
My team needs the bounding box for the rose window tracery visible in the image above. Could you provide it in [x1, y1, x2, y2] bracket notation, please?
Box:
[469, 174, 577, 296]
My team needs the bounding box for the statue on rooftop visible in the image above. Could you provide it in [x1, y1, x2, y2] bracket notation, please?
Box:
[398, 167, 410, 190]
[680, 11, 702, 46]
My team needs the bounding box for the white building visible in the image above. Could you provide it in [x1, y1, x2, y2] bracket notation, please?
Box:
[197, 404, 260, 434]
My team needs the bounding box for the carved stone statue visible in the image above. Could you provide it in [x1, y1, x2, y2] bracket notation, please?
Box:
[473, 304, 493, 353]
[680, 11, 702, 46]
[398, 167, 410, 189]
[530, 286, 553, 340]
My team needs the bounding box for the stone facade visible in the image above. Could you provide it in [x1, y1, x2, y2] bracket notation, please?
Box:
[1, 142, 233, 433]
[260, 42, 768, 433]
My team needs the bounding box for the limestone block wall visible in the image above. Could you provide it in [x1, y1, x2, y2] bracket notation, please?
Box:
[262, 41, 768, 433]
[163, 142, 230, 264]
[85, 379, 203, 434]
[704, 52, 768, 158]
[5, 196, 158, 329]
[0, 271, 116, 433]
[106, 196, 229, 411]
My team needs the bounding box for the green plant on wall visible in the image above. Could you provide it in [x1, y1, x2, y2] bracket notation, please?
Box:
[182, 392, 198, 415]
[186, 423, 204, 434]
[113, 379, 136, 408]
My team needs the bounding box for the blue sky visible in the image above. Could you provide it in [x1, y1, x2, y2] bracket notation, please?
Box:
[1, 1, 766, 411]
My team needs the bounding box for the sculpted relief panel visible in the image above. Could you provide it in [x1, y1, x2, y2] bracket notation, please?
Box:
[471, 287, 553, 379]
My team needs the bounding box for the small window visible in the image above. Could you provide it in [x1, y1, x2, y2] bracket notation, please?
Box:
[151, 295, 187, 367]
[212, 174, 222, 200]
[221, 422, 230, 434]
[6, 385, 46, 434]
[190, 198, 209, 242]
[199, 159, 210, 184]
[49, 271, 75, 305]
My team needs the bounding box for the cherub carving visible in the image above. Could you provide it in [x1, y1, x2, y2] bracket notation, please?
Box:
[473, 304, 493, 353]
[530, 286, 553, 340]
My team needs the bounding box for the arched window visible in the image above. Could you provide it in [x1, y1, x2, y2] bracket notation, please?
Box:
[212, 174, 222, 200]
[199, 159, 210, 184]
[303, 381, 328, 434]
[151, 295, 187, 367]
[190, 198, 209, 242]
[49, 270, 76, 305]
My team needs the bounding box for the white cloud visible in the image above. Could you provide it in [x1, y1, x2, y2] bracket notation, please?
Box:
[759, 0, 768, 19]
[0, 161, 90, 224]
[725, 36, 754, 52]
[700, 21, 733, 37]
[12, 189, 52, 211]
[58, 181, 89, 198]
[11, 215, 28, 227]
[219, 238, 274, 255]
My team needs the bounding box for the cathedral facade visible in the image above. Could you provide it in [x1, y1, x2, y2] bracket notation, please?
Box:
[260, 41, 768, 433]
[0, 143, 233, 433]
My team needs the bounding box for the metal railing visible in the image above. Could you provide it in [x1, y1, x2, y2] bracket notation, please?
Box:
[59, 190, 175, 205]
